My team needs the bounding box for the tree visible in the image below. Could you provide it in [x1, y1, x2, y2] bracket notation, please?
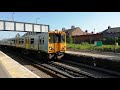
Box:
[67, 35, 73, 43]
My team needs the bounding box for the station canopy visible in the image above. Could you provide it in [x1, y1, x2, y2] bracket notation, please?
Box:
[0, 20, 50, 32]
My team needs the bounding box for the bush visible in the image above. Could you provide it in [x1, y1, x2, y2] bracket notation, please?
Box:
[81, 42, 89, 45]
[67, 36, 73, 43]
[67, 43, 120, 53]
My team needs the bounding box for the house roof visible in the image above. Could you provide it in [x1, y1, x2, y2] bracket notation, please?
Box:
[64, 27, 79, 33]
[64, 27, 89, 35]
[101, 27, 120, 34]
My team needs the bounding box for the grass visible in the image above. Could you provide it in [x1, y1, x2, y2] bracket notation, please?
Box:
[67, 43, 120, 52]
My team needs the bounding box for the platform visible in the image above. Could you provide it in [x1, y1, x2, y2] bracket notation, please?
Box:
[0, 51, 40, 78]
[65, 51, 120, 61]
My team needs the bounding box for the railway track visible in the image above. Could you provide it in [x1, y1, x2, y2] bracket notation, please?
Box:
[59, 59, 120, 78]
[1, 47, 120, 78]
[47, 61, 95, 78]
[0, 48, 64, 78]
[16, 53, 95, 78]
[0, 47, 95, 78]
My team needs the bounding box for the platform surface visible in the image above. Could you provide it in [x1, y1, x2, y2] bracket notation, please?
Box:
[66, 51, 120, 61]
[0, 51, 40, 78]
[0, 61, 11, 78]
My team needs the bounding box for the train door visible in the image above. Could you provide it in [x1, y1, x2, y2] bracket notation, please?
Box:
[15, 38, 18, 47]
[25, 37, 29, 49]
[54, 34, 60, 52]
[49, 33, 55, 53]
[38, 36, 41, 50]
[15, 34, 20, 47]
[59, 33, 66, 52]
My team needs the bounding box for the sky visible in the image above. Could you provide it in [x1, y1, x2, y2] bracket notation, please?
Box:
[0, 12, 120, 40]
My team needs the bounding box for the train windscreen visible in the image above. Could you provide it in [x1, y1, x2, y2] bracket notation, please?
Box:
[49, 33, 65, 43]
[60, 34, 65, 43]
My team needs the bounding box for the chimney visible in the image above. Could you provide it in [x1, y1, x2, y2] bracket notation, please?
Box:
[108, 26, 111, 29]
[85, 30, 88, 33]
[71, 26, 75, 29]
[62, 28, 65, 31]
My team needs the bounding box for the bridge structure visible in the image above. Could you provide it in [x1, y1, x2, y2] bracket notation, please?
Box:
[0, 20, 50, 32]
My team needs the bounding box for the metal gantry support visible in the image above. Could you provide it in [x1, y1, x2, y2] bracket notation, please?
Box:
[36, 18, 40, 24]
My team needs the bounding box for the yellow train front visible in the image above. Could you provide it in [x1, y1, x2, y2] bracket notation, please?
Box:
[48, 30, 66, 60]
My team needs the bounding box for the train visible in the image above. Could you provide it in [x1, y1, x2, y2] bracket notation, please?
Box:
[0, 30, 66, 60]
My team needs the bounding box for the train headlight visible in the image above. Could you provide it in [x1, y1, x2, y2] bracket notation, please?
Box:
[49, 47, 53, 50]
[62, 46, 65, 50]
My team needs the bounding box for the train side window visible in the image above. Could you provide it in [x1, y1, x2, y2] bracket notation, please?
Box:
[22, 39, 24, 43]
[19, 40, 21, 44]
[12, 40, 14, 43]
[43, 38, 44, 44]
[30, 38, 34, 44]
[40, 39, 41, 44]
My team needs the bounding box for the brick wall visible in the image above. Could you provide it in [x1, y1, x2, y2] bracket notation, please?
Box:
[72, 34, 103, 44]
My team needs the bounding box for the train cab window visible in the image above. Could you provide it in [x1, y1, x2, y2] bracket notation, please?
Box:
[49, 34, 54, 43]
[60, 34, 65, 43]
[30, 38, 34, 44]
[55, 34, 60, 43]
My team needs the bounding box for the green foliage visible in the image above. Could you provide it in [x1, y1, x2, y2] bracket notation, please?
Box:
[67, 35, 73, 43]
[102, 37, 119, 45]
[81, 42, 89, 45]
[67, 43, 120, 53]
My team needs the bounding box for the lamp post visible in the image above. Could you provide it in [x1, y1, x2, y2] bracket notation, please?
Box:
[94, 28, 95, 34]
[36, 18, 40, 24]
[12, 13, 14, 21]
[114, 32, 116, 53]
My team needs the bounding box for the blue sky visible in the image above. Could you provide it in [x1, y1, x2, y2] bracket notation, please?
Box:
[0, 12, 120, 40]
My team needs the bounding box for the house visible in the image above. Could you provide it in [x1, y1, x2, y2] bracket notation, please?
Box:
[71, 26, 120, 44]
[72, 34, 103, 44]
[100, 26, 120, 38]
[101, 26, 120, 34]
[62, 26, 93, 43]
[62, 26, 90, 38]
